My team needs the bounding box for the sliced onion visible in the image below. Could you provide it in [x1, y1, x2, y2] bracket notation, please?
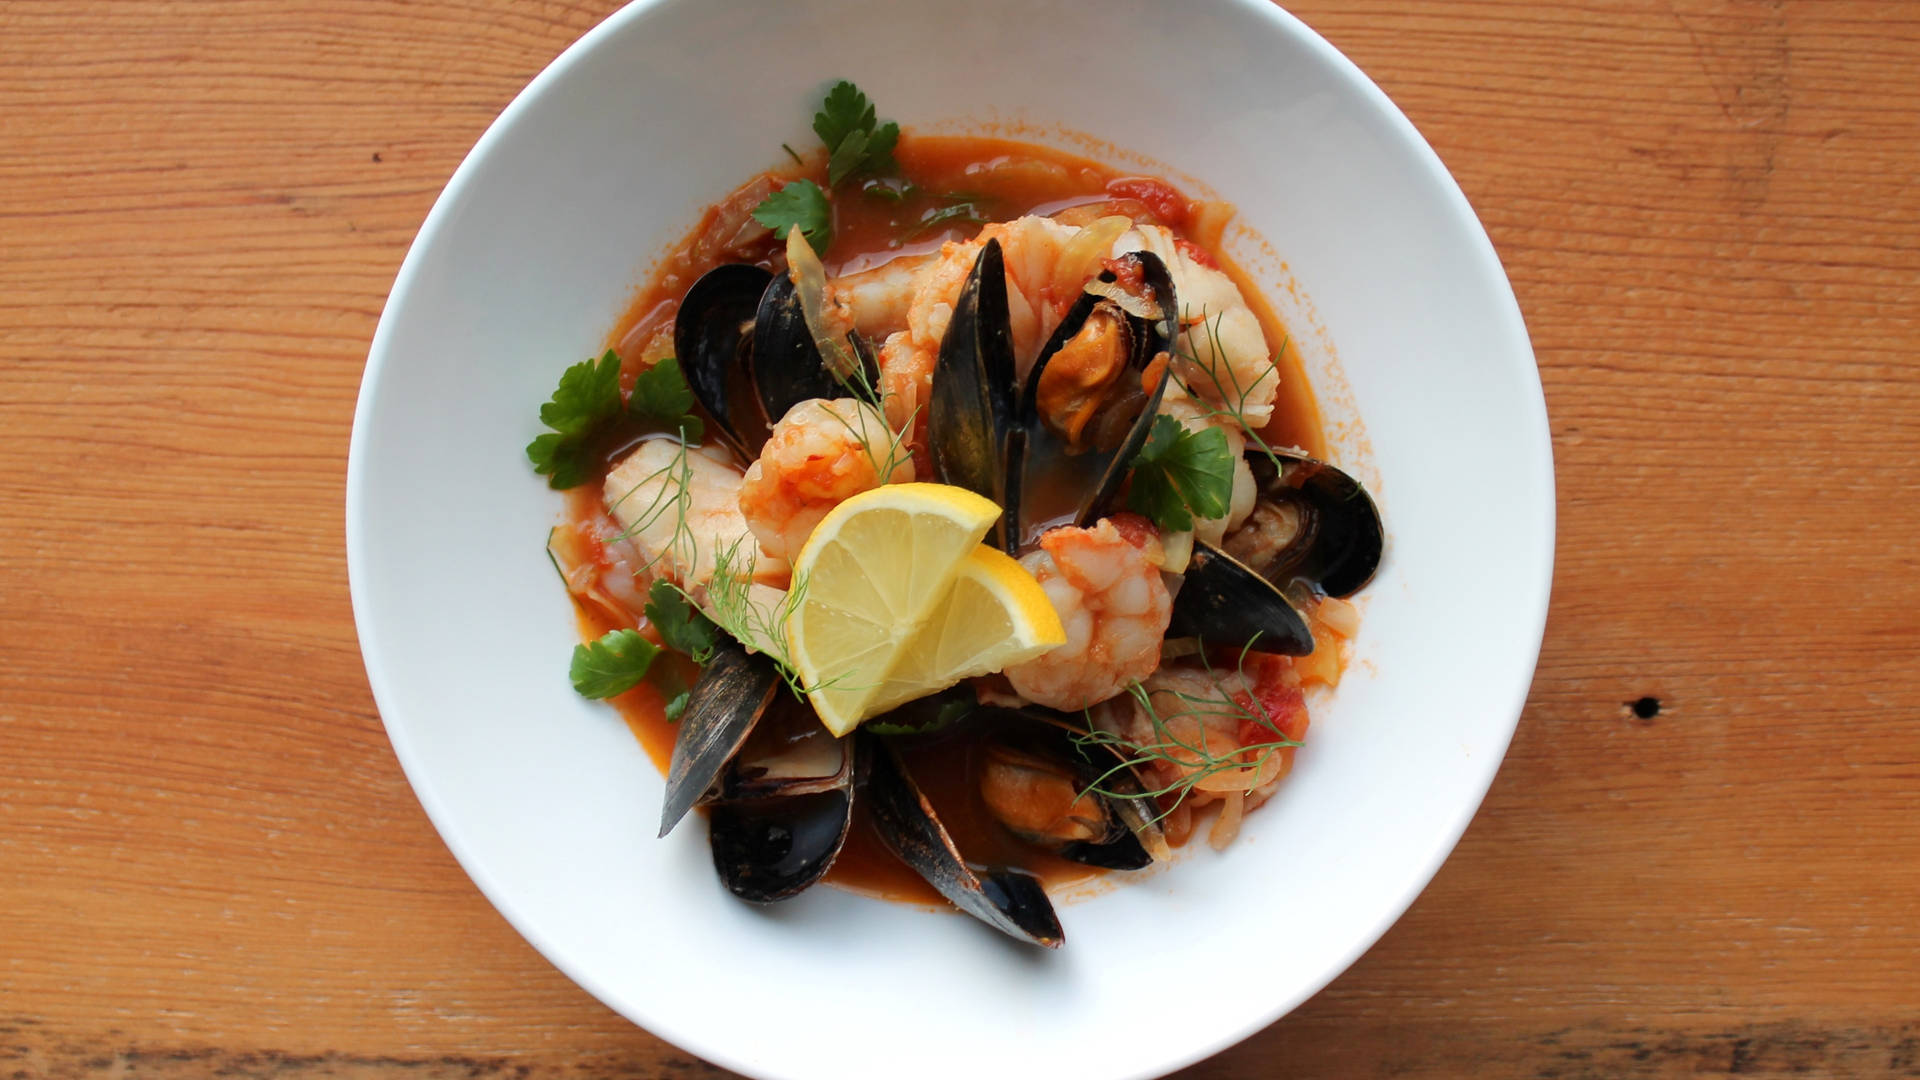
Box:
[1317, 596, 1360, 638]
[1083, 277, 1160, 320]
[1159, 528, 1194, 574]
[1052, 215, 1134, 299]
[1208, 789, 1245, 850]
[784, 226, 862, 383]
[547, 525, 642, 628]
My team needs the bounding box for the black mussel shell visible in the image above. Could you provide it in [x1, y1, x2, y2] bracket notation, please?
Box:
[928, 238, 1019, 552]
[709, 691, 854, 802]
[866, 735, 1064, 948]
[1230, 452, 1384, 598]
[752, 270, 880, 426]
[658, 639, 780, 838]
[704, 691, 859, 903]
[1166, 541, 1315, 656]
[977, 716, 1157, 871]
[1008, 250, 1177, 551]
[674, 263, 773, 458]
[708, 785, 854, 903]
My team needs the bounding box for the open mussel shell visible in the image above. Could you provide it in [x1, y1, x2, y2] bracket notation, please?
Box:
[750, 270, 830, 422]
[866, 735, 1064, 948]
[928, 238, 1019, 551]
[658, 638, 780, 838]
[977, 715, 1158, 871]
[751, 270, 874, 422]
[1230, 451, 1384, 598]
[707, 703, 858, 904]
[674, 263, 774, 459]
[1007, 250, 1178, 550]
[708, 688, 854, 802]
[1166, 541, 1315, 656]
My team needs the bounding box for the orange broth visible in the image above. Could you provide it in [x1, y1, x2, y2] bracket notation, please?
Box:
[579, 134, 1332, 903]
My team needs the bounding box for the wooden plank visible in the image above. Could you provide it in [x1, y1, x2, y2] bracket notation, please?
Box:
[2, 0, 1916, 1076]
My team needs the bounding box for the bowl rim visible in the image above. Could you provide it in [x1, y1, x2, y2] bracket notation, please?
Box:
[346, 0, 1555, 1075]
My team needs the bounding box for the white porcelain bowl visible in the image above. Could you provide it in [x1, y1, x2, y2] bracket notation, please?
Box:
[346, 1, 1553, 1077]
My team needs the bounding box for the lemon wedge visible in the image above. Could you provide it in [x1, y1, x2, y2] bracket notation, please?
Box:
[786, 483, 1002, 735]
[861, 545, 1066, 719]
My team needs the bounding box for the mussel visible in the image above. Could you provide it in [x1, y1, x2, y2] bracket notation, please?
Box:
[866, 735, 1065, 948]
[673, 263, 773, 458]
[674, 230, 875, 462]
[659, 640, 859, 903]
[1007, 251, 1178, 551]
[1168, 449, 1384, 654]
[705, 694, 858, 903]
[929, 241, 1179, 553]
[1222, 451, 1383, 598]
[928, 239, 1020, 549]
[976, 716, 1161, 871]
[658, 638, 781, 837]
[1165, 541, 1315, 654]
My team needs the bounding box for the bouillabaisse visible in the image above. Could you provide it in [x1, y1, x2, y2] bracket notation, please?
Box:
[530, 83, 1383, 948]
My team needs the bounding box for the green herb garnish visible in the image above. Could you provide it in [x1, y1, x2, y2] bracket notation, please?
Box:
[645, 580, 719, 663]
[864, 685, 978, 737]
[1126, 415, 1234, 531]
[570, 628, 660, 699]
[527, 353, 704, 489]
[526, 350, 624, 489]
[626, 356, 701, 440]
[814, 80, 899, 185]
[663, 689, 691, 723]
[751, 179, 832, 256]
[1075, 644, 1304, 822]
[862, 178, 914, 203]
[912, 201, 991, 237]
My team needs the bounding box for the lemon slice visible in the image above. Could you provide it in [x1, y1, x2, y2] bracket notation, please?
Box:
[787, 483, 1003, 735]
[862, 545, 1066, 719]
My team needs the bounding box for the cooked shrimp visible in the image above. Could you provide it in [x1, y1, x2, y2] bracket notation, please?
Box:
[830, 253, 935, 340]
[604, 439, 782, 589]
[738, 397, 915, 562]
[876, 329, 933, 447]
[1004, 514, 1171, 711]
[1116, 224, 1278, 429]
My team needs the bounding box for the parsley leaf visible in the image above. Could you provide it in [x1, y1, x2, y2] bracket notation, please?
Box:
[862, 178, 914, 203]
[527, 350, 624, 489]
[827, 128, 869, 187]
[751, 179, 832, 256]
[570, 628, 659, 699]
[912, 201, 991, 237]
[644, 580, 719, 663]
[664, 689, 691, 723]
[627, 356, 704, 440]
[813, 80, 898, 185]
[814, 80, 876, 148]
[1127, 416, 1235, 532]
[864, 684, 978, 737]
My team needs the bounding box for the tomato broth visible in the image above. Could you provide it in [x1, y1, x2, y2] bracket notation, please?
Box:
[576, 134, 1333, 903]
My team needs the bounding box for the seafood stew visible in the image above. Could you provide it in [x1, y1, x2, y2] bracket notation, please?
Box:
[528, 82, 1383, 946]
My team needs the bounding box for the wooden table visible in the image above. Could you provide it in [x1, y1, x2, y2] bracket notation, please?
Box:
[5, 1, 1917, 1076]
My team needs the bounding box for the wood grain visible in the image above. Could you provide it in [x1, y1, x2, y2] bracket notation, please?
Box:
[3, 0, 1917, 1077]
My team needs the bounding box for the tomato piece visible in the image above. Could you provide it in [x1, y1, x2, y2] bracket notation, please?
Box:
[1100, 255, 1147, 292]
[1233, 653, 1309, 745]
[1105, 177, 1191, 228]
[1174, 236, 1219, 270]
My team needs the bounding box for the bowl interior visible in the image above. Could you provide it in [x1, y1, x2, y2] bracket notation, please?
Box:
[347, 1, 1553, 1078]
